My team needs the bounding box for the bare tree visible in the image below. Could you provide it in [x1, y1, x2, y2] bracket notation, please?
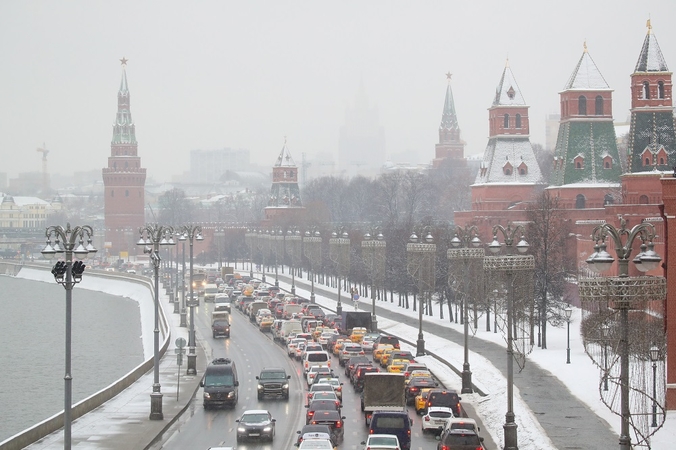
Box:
[158, 188, 194, 226]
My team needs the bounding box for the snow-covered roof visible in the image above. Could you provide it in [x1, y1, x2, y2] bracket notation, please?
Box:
[7, 196, 51, 207]
[474, 137, 543, 184]
[635, 23, 669, 72]
[492, 61, 526, 106]
[274, 141, 297, 168]
[563, 47, 611, 91]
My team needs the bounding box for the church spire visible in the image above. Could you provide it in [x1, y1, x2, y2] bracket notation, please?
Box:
[433, 73, 466, 167]
[440, 72, 459, 131]
[635, 21, 669, 72]
[113, 58, 135, 145]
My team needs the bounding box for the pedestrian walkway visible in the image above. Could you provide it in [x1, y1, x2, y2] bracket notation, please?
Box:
[24, 291, 207, 450]
[281, 274, 619, 450]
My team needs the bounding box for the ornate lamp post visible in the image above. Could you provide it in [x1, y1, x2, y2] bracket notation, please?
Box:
[245, 228, 255, 279]
[564, 306, 573, 364]
[271, 229, 280, 287]
[448, 225, 483, 394]
[214, 228, 225, 272]
[303, 229, 322, 303]
[484, 223, 533, 450]
[580, 218, 666, 450]
[137, 224, 175, 420]
[286, 228, 301, 295]
[406, 228, 436, 357]
[329, 229, 351, 315]
[178, 224, 203, 376]
[650, 345, 660, 427]
[172, 242, 180, 314]
[179, 236, 187, 327]
[362, 229, 386, 331]
[41, 223, 96, 449]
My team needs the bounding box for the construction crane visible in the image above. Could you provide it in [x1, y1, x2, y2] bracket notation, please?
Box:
[36, 143, 50, 194]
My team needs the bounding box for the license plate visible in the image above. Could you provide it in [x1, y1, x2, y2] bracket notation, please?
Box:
[249, 433, 260, 437]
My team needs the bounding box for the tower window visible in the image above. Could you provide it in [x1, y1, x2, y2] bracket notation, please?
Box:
[575, 194, 586, 209]
[640, 195, 649, 204]
[504, 168, 512, 175]
[515, 114, 522, 128]
[504, 114, 510, 129]
[595, 96, 603, 115]
[578, 96, 587, 116]
[643, 81, 650, 99]
[658, 81, 665, 99]
[604, 194, 614, 205]
[645, 157, 651, 166]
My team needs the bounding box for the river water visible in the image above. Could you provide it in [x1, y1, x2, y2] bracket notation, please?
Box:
[0, 275, 144, 442]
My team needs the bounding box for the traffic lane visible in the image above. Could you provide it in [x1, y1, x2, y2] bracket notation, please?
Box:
[150, 303, 306, 450]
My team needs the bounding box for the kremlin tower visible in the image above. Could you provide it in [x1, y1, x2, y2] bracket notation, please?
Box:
[432, 73, 466, 169]
[263, 140, 305, 225]
[102, 58, 147, 255]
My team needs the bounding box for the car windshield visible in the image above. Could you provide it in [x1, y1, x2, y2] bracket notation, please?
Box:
[204, 374, 233, 386]
[241, 413, 269, 423]
[260, 371, 286, 379]
[369, 436, 399, 445]
[212, 320, 229, 326]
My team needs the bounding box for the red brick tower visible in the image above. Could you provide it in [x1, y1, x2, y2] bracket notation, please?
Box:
[263, 139, 305, 225]
[102, 58, 147, 255]
[433, 73, 466, 168]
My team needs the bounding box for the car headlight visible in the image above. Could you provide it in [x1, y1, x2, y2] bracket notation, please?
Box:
[257, 384, 264, 390]
[203, 393, 211, 399]
[282, 383, 289, 390]
[227, 391, 235, 398]
[263, 426, 272, 432]
[237, 427, 246, 432]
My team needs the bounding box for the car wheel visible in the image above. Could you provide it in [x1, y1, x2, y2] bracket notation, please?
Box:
[257, 394, 262, 400]
[236, 435, 242, 443]
[212, 332, 216, 338]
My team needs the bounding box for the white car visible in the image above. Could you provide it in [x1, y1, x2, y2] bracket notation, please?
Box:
[298, 438, 335, 449]
[322, 377, 343, 402]
[421, 406, 455, 434]
[288, 338, 307, 357]
[361, 434, 401, 449]
[306, 366, 333, 386]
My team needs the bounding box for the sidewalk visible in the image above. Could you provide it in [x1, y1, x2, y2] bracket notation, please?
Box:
[25, 290, 207, 450]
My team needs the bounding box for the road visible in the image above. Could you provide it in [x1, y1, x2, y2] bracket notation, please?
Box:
[149, 299, 443, 450]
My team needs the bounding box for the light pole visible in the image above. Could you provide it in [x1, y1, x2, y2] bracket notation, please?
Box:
[137, 223, 175, 420]
[580, 218, 665, 450]
[179, 224, 203, 376]
[245, 228, 255, 279]
[650, 345, 660, 427]
[271, 229, 280, 287]
[258, 229, 268, 284]
[362, 229, 386, 331]
[41, 223, 96, 449]
[286, 228, 301, 295]
[173, 242, 180, 314]
[179, 238, 187, 327]
[214, 228, 225, 272]
[564, 306, 573, 364]
[448, 225, 484, 394]
[303, 229, 322, 304]
[329, 229, 350, 316]
[406, 228, 436, 357]
[602, 323, 609, 391]
[484, 223, 533, 450]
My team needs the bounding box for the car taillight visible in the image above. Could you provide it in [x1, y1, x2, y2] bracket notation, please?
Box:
[308, 411, 314, 417]
[440, 446, 450, 450]
[424, 416, 430, 421]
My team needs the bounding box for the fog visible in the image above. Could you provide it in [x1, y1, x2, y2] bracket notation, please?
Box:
[1, 1, 674, 182]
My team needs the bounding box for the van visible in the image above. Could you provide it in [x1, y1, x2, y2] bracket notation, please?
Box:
[280, 319, 303, 343]
[303, 350, 331, 374]
[368, 411, 412, 450]
[283, 303, 303, 319]
[204, 284, 219, 302]
[200, 358, 239, 408]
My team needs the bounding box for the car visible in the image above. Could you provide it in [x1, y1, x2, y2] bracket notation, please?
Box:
[296, 424, 338, 448]
[406, 369, 433, 384]
[259, 315, 274, 332]
[295, 341, 308, 360]
[360, 434, 401, 450]
[322, 377, 343, 401]
[403, 363, 428, 378]
[306, 400, 341, 423]
[387, 358, 409, 373]
[373, 335, 400, 351]
[306, 382, 336, 404]
[312, 371, 337, 388]
[441, 417, 481, 436]
[308, 410, 345, 443]
[297, 438, 336, 450]
[426, 389, 462, 417]
[350, 326, 368, 343]
[211, 318, 230, 338]
[256, 367, 290, 400]
[332, 338, 349, 356]
[415, 388, 433, 414]
[345, 355, 371, 377]
[307, 366, 334, 386]
[308, 391, 341, 406]
[288, 338, 307, 357]
[436, 429, 485, 450]
[326, 333, 348, 354]
[369, 411, 412, 450]
[421, 406, 455, 434]
[353, 366, 380, 392]
[405, 377, 438, 405]
[339, 343, 365, 366]
[235, 409, 276, 442]
[318, 331, 338, 348]
[360, 335, 378, 352]
[373, 344, 394, 363]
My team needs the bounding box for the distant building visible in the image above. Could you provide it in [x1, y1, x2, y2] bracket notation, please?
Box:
[339, 82, 386, 177]
[189, 148, 251, 184]
[0, 194, 62, 230]
[101, 60, 147, 255]
[433, 73, 466, 168]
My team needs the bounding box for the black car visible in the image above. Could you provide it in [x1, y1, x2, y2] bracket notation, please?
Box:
[373, 335, 400, 350]
[326, 333, 348, 354]
[426, 389, 463, 417]
[235, 409, 276, 442]
[211, 319, 230, 338]
[306, 399, 341, 423]
[436, 429, 484, 450]
[353, 366, 379, 391]
[256, 368, 290, 400]
[405, 377, 439, 405]
[296, 424, 337, 447]
[308, 410, 345, 443]
[345, 356, 371, 377]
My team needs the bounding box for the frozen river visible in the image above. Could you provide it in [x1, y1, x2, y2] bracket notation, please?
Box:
[0, 274, 144, 442]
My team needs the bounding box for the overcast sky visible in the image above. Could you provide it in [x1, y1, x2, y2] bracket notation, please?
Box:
[1, 1, 674, 184]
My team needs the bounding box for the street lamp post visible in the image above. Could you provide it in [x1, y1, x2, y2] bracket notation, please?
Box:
[137, 223, 175, 420]
[362, 230, 385, 331]
[406, 228, 436, 357]
[271, 229, 280, 287]
[179, 238, 187, 327]
[448, 225, 484, 394]
[650, 345, 660, 427]
[484, 223, 533, 450]
[246, 228, 255, 279]
[329, 229, 351, 316]
[580, 218, 666, 450]
[214, 228, 225, 272]
[173, 242, 180, 314]
[286, 229, 301, 295]
[41, 223, 97, 449]
[303, 230, 322, 304]
[179, 224, 204, 376]
[564, 306, 573, 364]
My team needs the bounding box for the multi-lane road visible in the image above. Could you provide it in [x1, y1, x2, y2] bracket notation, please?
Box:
[149, 299, 445, 450]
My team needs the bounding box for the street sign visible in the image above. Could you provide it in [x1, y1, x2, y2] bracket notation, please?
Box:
[176, 354, 183, 366]
[175, 337, 186, 348]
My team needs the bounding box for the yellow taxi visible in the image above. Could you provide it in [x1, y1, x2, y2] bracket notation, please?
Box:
[373, 344, 394, 364]
[350, 327, 367, 343]
[387, 358, 409, 373]
[415, 388, 433, 414]
[259, 315, 274, 332]
[312, 326, 326, 341]
[380, 347, 399, 367]
[333, 338, 349, 356]
[405, 369, 433, 384]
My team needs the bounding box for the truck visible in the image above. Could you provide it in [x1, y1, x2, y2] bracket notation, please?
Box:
[204, 283, 219, 302]
[340, 311, 372, 335]
[361, 372, 406, 426]
[211, 311, 231, 338]
[248, 300, 269, 322]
